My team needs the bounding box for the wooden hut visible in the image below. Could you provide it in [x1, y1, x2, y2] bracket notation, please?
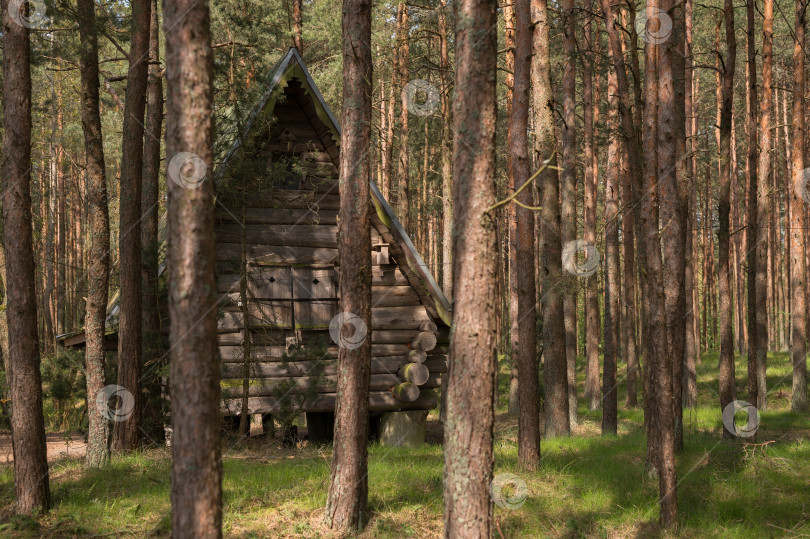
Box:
[58, 48, 452, 442]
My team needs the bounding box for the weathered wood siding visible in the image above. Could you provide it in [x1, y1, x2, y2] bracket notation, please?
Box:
[214, 78, 445, 415]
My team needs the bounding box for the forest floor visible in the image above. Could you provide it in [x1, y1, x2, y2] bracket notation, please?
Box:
[1, 351, 809, 538]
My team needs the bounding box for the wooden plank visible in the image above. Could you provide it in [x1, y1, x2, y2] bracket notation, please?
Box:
[371, 330, 419, 344]
[216, 224, 339, 249]
[300, 176, 338, 193]
[216, 191, 340, 211]
[372, 265, 410, 286]
[216, 243, 339, 265]
[247, 266, 293, 299]
[218, 332, 244, 346]
[216, 207, 338, 226]
[246, 301, 293, 328]
[371, 306, 431, 330]
[226, 340, 409, 359]
[223, 373, 438, 398]
[217, 273, 242, 294]
[270, 121, 321, 141]
[221, 358, 447, 380]
[292, 267, 337, 299]
[221, 390, 438, 415]
[294, 300, 338, 329]
[371, 286, 421, 307]
[217, 312, 244, 333]
[249, 328, 291, 346]
[219, 345, 286, 362]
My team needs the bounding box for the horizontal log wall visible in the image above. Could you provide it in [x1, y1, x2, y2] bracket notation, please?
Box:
[222, 390, 439, 416]
[214, 78, 446, 415]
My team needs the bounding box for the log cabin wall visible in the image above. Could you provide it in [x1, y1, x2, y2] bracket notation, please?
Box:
[214, 77, 447, 418]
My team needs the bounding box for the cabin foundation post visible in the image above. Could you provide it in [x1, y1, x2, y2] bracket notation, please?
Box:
[379, 410, 428, 448]
[249, 413, 264, 436]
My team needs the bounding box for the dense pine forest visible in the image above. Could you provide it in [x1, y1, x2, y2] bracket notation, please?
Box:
[0, 0, 809, 535]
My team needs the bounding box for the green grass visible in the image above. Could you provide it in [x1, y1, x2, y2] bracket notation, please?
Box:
[1, 351, 809, 537]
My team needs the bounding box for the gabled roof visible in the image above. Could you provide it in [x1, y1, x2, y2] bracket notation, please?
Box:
[57, 48, 451, 346]
[222, 47, 451, 325]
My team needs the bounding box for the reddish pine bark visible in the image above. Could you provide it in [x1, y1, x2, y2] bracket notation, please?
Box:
[438, 0, 453, 301]
[511, 0, 540, 468]
[395, 3, 410, 229]
[324, 0, 373, 531]
[600, 0, 643, 416]
[583, 0, 600, 413]
[164, 0, 223, 534]
[602, 62, 620, 436]
[292, 0, 303, 53]
[2, 0, 51, 514]
[658, 0, 687, 452]
[790, 0, 808, 412]
[561, 0, 578, 429]
[718, 0, 738, 433]
[641, 0, 678, 526]
[443, 0, 498, 535]
[78, 0, 111, 468]
[745, 0, 759, 411]
[141, 0, 163, 436]
[504, 0, 519, 418]
[683, 0, 699, 409]
[534, 0, 569, 439]
[114, 0, 151, 451]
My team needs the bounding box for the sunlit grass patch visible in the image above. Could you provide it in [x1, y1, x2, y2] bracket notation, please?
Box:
[0, 351, 808, 536]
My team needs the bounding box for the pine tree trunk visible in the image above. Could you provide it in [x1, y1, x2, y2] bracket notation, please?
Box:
[141, 0, 163, 437]
[790, 0, 808, 412]
[78, 0, 112, 468]
[658, 0, 687, 453]
[618, 12, 639, 410]
[745, 0, 759, 411]
[438, 0, 453, 301]
[561, 0, 578, 429]
[395, 3, 410, 230]
[640, 0, 678, 524]
[292, 0, 303, 53]
[683, 0, 699, 409]
[781, 87, 792, 352]
[600, 0, 644, 417]
[583, 0, 600, 413]
[1, 2, 51, 513]
[114, 0, 151, 451]
[602, 61, 620, 436]
[510, 0, 540, 468]
[42, 163, 55, 353]
[718, 0, 738, 435]
[504, 0, 520, 417]
[324, 0, 373, 531]
[535, 0, 569, 439]
[443, 0, 498, 534]
[164, 0, 222, 533]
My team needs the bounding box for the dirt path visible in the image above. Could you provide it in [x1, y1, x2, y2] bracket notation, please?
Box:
[0, 432, 86, 465]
